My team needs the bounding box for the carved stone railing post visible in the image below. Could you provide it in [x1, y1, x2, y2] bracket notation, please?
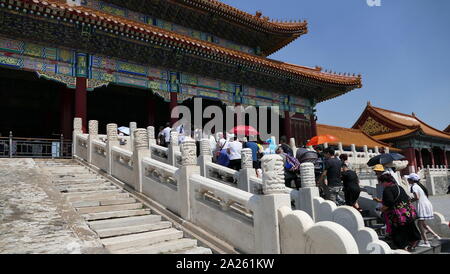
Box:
[252, 154, 290, 254]
[72, 117, 83, 157]
[147, 126, 156, 147]
[129, 122, 137, 151]
[289, 138, 297, 157]
[338, 142, 344, 153]
[374, 146, 379, 154]
[133, 128, 150, 192]
[106, 123, 119, 175]
[324, 142, 329, 149]
[350, 144, 356, 161]
[178, 138, 200, 220]
[384, 147, 390, 154]
[168, 130, 180, 166]
[238, 148, 253, 192]
[87, 120, 98, 164]
[298, 162, 320, 221]
[197, 138, 212, 177]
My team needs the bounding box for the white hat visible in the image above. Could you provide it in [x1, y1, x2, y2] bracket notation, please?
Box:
[406, 173, 420, 182]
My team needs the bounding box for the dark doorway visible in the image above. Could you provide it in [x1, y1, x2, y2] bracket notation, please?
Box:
[0, 67, 66, 138]
[432, 147, 444, 166]
[421, 148, 432, 167]
[415, 149, 422, 168]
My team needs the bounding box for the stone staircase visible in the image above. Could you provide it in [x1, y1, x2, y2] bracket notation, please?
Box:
[37, 160, 212, 254]
[362, 213, 445, 254]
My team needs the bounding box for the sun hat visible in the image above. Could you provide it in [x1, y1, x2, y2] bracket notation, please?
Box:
[372, 164, 385, 172]
[406, 173, 420, 182]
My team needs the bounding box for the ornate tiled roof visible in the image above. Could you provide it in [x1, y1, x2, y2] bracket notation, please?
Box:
[317, 124, 399, 151]
[11, 0, 361, 94]
[354, 103, 450, 141]
[176, 0, 308, 33]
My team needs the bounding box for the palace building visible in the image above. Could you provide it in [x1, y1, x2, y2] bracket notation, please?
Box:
[0, 0, 362, 146]
[352, 102, 450, 171]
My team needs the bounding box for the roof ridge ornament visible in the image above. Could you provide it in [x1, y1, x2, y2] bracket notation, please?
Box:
[66, 0, 81, 7]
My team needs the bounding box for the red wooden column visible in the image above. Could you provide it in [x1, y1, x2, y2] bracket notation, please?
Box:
[148, 96, 156, 127]
[74, 77, 87, 132]
[430, 149, 435, 167]
[60, 87, 74, 139]
[169, 92, 178, 126]
[284, 111, 292, 140]
[443, 150, 448, 167]
[403, 148, 417, 171]
[310, 114, 318, 137]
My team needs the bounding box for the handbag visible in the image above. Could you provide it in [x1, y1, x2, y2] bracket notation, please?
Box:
[389, 185, 417, 227]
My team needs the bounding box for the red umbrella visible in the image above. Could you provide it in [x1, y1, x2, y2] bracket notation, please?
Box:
[230, 125, 259, 136]
[306, 135, 339, 146]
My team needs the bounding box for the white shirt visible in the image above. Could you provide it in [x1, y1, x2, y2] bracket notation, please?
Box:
[162, 127, 172, 143]
[218, 138, 227, 149]
[226, 141, 242, 160]
[209, 135, 217, 152]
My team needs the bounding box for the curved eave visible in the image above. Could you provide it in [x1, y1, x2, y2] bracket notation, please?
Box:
[317, 82, 363, 103]
[368, 105, 450, 140]
[176, 0, 308, 34]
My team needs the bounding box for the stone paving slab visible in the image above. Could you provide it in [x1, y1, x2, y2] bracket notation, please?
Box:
[429, 194, 450, 221]
[0, 159, 107, 254]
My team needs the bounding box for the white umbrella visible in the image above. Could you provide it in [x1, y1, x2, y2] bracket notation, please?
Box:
[118, 126, 130, 136]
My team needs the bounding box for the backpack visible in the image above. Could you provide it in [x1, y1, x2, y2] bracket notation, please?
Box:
[285, 153, 301, 172]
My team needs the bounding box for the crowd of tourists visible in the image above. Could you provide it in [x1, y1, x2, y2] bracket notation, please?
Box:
[154, 125, 444, 251]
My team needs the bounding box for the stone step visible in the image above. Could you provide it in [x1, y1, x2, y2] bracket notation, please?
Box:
[46, 169, 88, 173]
[71, 198, 136, 208]
[102, 228, 183, 252]
[45, 167, 87, 171]
[63, 189, 124, 199]
[65, 192, 129, 202]
[116, 238, 198, 254]
[53, 174, 98, 180]
[89, 215, 162, 230]
[82, 209, 151, 221]
[58, 184, 118, 193]
[54, 179, 108, 185]
[96, 221, 172, 238]
[76, 203, 143, 214]
[171, 246, 213, 254]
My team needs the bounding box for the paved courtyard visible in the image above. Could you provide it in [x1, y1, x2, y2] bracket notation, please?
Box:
[0, 159, 106, 254]
[430, 194, 450, 221]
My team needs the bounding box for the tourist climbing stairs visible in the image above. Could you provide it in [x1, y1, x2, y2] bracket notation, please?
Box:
[37, 160, 212, 254]
[362, 211, 444, 254]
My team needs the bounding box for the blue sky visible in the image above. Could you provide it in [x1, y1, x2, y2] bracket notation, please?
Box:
[220, 0, 450, 130]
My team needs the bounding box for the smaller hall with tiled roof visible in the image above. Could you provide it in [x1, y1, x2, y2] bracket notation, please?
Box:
[351, 102, 450, 172]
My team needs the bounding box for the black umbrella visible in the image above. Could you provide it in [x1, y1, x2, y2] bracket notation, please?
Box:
[367, 153, 405, 167]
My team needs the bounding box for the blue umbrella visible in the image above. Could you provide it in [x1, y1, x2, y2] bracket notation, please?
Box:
[367, 153, 405, 167]
[118, 126, 130, 136]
